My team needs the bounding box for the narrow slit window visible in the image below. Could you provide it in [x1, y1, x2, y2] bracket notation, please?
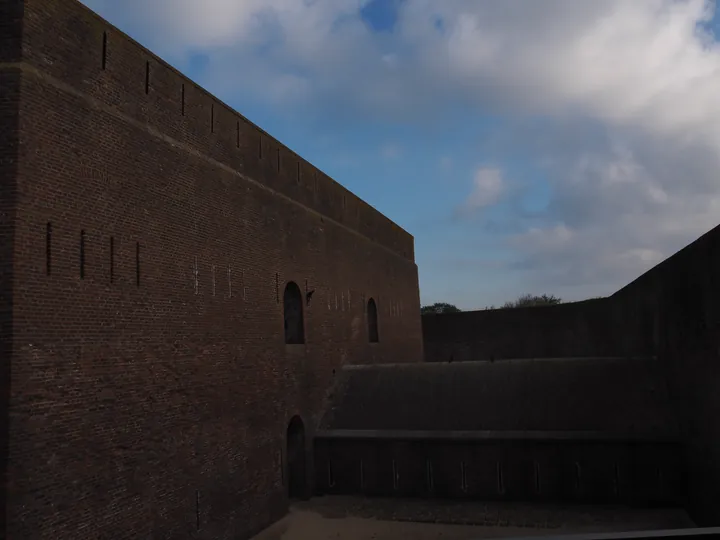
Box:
[109, 236, 114, 283]
[614, 463, 621, 496]
[181, 84, 185, 116]
[574, 462, 581, 492]
[135, 242, 140, 287]
[426, 459, 434, 492]
[460, 461, 468, 492]
[46, 222, 52, 275]
[101, 32, 107, 70]
[534, 461, 541, 493]
[327, 460, 335, 487]
[236, 121, 240, 148]
[145, 61, 150, 94]
[277, 147, 281, 171]
[259, 135, 263, 159]
[210, 104, 214, 133]
[79, 230, 86, 279]
[359, 460, 365, 489]
[297, 161, 301, 183]
[392, 460, 399, 490]
[496, 462, 505, 494]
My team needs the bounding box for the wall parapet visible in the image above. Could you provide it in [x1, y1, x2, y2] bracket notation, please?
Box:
[17, 0, 415, 262]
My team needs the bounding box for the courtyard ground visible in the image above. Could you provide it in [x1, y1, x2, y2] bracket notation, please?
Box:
[251, 496, 695, 540]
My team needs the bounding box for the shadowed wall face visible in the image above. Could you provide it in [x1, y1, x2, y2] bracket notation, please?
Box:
[1, 0, 424, 538]
[422, 299, 654, 362]
[313, 437, 685, 506]
[322, 359, 678, 435]
[316, 360, 683, 506]
[611, 223, 720, 526]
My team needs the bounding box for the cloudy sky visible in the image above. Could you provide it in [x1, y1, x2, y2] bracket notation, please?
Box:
[81, 0, 720, 310]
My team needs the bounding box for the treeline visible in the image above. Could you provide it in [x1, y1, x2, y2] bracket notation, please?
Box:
[420, 293, 563, 314]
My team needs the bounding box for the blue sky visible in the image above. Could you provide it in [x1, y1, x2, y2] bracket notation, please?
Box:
[81, 0, 720, 309]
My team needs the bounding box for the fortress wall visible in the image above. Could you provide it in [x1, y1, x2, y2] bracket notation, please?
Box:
[322, 359, 678, 436]
[610, 222, 720, 526]
[421, 298, 654, 363]
[2, 0, 424, 538]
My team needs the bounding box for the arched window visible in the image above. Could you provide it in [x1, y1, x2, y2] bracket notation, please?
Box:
[284, 281, 305, 344]
[367, 297, 379, 343]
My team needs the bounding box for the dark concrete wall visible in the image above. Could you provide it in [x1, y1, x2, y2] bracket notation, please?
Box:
[313, 434, 685, 506]
[2, 0, 423, 538]
[609, 224, 720, 526]
[422, 298, 655, 362]
[322, 359, 678, 437]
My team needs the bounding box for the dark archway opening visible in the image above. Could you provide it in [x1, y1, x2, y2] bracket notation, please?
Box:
[367, 297, 379, 343]
[284, 281, 305, 344]
[286, 415, 307, 499]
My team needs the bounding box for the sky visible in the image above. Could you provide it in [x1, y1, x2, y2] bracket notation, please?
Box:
[80, 0, 720, 310]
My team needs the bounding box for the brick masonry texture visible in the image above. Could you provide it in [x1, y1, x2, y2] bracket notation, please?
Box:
[1, 0, 424, 538]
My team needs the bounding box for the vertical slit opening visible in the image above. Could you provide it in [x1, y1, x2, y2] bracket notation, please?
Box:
[236, 120, 240, 147]
[210, 104, 214, 132]
[392, 460, 399, 490]
[496, 462, 505, 494]
[145, 61, 150, 94]
[46, 222, 52, 275]
[327, 460, 335, 487]
[277, 147, 281, 171]
[136, 242, 140, 287]
[101, 31, 107, 70]
[259, 135, 263, 159]
[181, 84, 185, 116]
[275, 273, 279, 303]
[574, 462, 581, 493]
[426, 459, 434, 492]
[79, 230, 86, 279]
[297, 161, 301, 183]
[460, 461, 467, 492]
[109, 236, 114, 283]
[614, 463, 621, 497]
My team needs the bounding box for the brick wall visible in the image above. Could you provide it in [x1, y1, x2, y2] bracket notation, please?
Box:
[2, 0, 423, 538]
[422, 298, 654, 363]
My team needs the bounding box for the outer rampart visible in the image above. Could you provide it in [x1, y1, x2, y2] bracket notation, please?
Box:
[1, 0, 423, 538]
[421, 221, 720, 525]
[610, 223, 720, 526]
[422, 298, 654, 362]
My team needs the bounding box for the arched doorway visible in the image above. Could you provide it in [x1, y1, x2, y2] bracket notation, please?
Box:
[286, 415, 307, 499]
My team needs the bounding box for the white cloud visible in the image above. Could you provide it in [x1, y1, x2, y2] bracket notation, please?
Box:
[81, 0, 720, 298]
[456, 167, 505, 216]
